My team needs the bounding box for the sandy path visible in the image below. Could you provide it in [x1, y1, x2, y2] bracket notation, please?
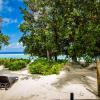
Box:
[0, 66, 100, 100]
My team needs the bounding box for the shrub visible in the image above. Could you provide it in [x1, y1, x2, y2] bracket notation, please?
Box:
[8, 60, 27, 71]
[50, 63, 62, 74]
[0, 59, 5, 65]
[29, 63, 47, 74]
[28, 58, 65, 75]
[82, 55, 93, 65]
[0, 58, 11, 67]
[0, 58, 30, 71]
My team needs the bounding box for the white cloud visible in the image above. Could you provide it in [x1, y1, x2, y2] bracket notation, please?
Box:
[1, 42, 24, 52]
[3, 18, 10, 23]
[6, 42, 24, 49]
[3, 18, 18, 25]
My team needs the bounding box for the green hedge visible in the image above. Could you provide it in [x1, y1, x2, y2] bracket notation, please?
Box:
[28, 58, 65, 75]
[0, 58, 30, 71]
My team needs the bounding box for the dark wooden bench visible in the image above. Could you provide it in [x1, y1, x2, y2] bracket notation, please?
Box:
[0, 76, 18, 90]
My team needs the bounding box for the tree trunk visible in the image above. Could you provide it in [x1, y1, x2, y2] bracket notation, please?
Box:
[96, 58, 100, 97]
[54, 53, 57, 61]
[72, 56, 77, 62]
[47, 50, 50, 60]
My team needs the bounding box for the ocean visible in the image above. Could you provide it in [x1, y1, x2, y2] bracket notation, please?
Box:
[0, 52, 66, 60]
[0, 52, 30, 59]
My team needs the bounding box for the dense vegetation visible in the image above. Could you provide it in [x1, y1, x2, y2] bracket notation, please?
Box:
[0, 0, 100, 74]
[19, 0, 100, 62]
[0, 58, 65, 74]
[29, 58, 65, 75]
[0, 58, 30, 71]
[0, 17, 9, 49]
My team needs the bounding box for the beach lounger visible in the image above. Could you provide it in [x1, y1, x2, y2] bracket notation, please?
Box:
[0, 76, 18, 90]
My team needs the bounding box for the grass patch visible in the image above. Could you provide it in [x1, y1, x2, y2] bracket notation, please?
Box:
[28, 58, 66, 75]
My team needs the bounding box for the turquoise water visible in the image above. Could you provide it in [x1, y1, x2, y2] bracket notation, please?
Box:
[0, 53, 66, 60]
[0, 51, 66, 60]
[0, 54, 30, 59]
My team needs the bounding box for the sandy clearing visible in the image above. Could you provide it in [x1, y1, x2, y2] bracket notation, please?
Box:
[0, 65, 4, 70]
[0, 77, 98, 100]
[0, 66, 100, 100]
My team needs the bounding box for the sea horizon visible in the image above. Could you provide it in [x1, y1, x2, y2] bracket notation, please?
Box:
[0, 52, 30, 59]
[0, 52, 24, 54]
[0, 52, 66, 60]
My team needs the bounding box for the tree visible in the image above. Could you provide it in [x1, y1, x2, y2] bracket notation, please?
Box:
[19, 0, 65, 61]
[19, 0, 100, 62]
[0, 17, 9, 49]
[55, 0, 100, 61]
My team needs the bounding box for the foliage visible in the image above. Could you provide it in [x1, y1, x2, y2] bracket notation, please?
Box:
[7, 60, 26, 71]
[83, 55, 93, 64]
[0, 58, 30, 71]
[0, 17, 9, 49]
[0, 58, 10, 66]
[19, 0, 100, 62]
[19, 0, 68, 60]
[28, 58, 65, 75]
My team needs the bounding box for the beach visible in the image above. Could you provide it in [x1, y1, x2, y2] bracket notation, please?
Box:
[0, 64, 99, 100]
[0, 0, 99, 99]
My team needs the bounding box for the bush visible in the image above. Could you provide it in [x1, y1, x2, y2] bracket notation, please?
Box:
[8, 60, 27, 71]
[50, 63, 62, 74]
[28, 58, 65, 75]
[0, 58, 30, 71]
[29, 63, 47, 74]
[0, 58, 11, 67]
[83, 55, 93, 65]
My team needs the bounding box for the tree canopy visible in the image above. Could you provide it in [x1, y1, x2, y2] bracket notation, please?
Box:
[0, 17, 9, 49]
[19, 0, 100, 61]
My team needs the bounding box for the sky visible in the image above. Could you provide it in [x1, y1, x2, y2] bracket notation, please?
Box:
[0, 0, 25, 52]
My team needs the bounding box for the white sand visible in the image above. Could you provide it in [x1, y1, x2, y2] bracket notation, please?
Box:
[0, 66, 99, 100]
[0, 65, 4, 70]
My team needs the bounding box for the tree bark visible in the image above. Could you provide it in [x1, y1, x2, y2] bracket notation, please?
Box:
[54, 53, 57, 61]
[72, 56, 77, 62]
[96, 58, 100, 97]
[47, 50, 50, 60]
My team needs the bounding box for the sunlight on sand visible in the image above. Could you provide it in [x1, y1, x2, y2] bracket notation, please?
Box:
[0, 66, 99, 100]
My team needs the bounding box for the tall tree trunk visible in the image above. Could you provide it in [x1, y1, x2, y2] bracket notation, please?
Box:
[47, 50, 50, 60]
[96, 58, 100, 97]
[54, 53, 57, 61]
[72, 55, 77, 62]
[53, 16, 59, 62]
